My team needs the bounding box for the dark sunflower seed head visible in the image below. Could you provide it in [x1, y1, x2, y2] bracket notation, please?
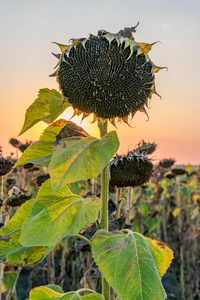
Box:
[109, 152, 153, 188]
[36, 174, 50, 187]
[57, 33, 154, 119]
[159, 159, 175, 168]
[165, 172, 175, 179]
[6, 192, 32, 207]
[134, 140, 157, 155]
[0, 157, 14, 176]
[171, 168, 186, 176]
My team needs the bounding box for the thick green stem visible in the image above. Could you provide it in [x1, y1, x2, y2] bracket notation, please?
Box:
[98, 118, 110, 300]
[100, 165, 109, 229]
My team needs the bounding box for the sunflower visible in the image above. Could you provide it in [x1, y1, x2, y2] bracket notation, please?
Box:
[0, 155, 14, 176]
[109, 152, 153, 188]
[159, 159, 175, 168]
[51, 23, 165, 124]
[133, 140, 157, 155]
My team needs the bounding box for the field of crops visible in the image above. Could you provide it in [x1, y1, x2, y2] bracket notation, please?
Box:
[0, 139, 199, 300]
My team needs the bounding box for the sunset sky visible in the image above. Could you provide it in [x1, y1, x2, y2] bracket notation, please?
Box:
[0, 0, 200, 165]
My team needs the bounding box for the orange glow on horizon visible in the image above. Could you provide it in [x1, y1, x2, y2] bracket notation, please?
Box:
[1, 1, 200, 165]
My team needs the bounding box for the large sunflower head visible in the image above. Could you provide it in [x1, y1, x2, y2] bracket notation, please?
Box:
[109, 152, 153, 188]
[51, 24, 165, 123]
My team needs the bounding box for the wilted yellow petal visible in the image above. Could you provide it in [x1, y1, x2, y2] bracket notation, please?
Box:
[109, 117, 116, 127]
[104, 33, 115, 45]
[151, 84, 162, 99]
[91, 114, 98, 124]
[139, 41, 160, 53]
[88, 33, 97, 39]
[115, 35, 121, 46]
[81, 112, 90, 122]
[69, 38, 86, 46]
[153, 64, 168, 73]
[52, 42, 68, 53]
[127, 40, 139, 60]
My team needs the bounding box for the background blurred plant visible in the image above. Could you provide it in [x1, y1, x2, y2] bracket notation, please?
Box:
[0, 139, 199, 299]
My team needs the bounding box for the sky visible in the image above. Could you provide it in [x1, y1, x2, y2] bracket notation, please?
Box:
[0, 0, 200, 165]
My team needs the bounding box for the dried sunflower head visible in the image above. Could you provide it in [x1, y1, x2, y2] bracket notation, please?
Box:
[171, 168, 186, 176]
[9, 138, 32, 153]
[109, 152, 153, 188]
[0, 155, 14, 176]
[51, 24, 165, 124]
[6, 192, 32, 207]
[133, 140, 157, 155]
[159, 159, 175, 168]
[165, 172, 175, 179]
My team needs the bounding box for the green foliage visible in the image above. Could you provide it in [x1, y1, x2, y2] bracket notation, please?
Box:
[92, 230, 173, 300]
[20, 179, 101, 247]
[11, 86, 174, 299]
[19, 89, 70, 135]
[49, 131, 119, 193]
[29, 286, 104, 300]
[45, 284, 64, 293]
[2, 271, 17, 293]
[0, 200, 52, 265]
[15, 119, 68, 168]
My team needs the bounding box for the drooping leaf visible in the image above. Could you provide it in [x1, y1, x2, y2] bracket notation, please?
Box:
[2, 271, 17, 293]
[144, 237, 174, 278]
[0, 200, 35, 259]
[15, 119, 67, 168]
[6, 245, 54, 265]
[20, 179, 101, 247]
[29, 286, 62, 300]
[29, 286, 104, 300]
[0, 200, 52, 265]
[19, 88, 70, 135]
[49, 95, 69, 123]
[92, 230, 173, 300]
[49, 128, 119, 193]
[45, 284, 64, 294]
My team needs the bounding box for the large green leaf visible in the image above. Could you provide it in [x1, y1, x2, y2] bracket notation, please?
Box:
[19, 88, 70, 135]
[0, 200, 52, 265]
[2, 271, 17, 293]
[92, 230, 173, 300]
[29, 286, 104, 300]
[20, 179, 101, 247]
[49, 130, 119, 193]
[15, 119, 67, 168]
